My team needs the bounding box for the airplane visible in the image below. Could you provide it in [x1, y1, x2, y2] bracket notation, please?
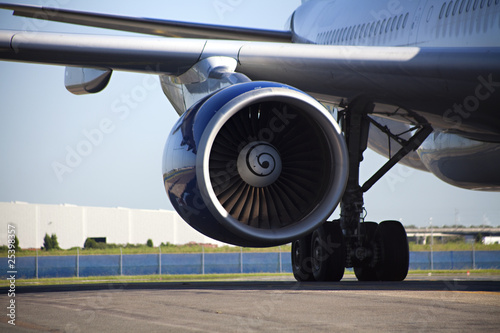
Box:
[0, 0, 499, 282]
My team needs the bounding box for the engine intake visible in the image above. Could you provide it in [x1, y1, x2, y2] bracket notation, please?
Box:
[163, 81, 348, 246]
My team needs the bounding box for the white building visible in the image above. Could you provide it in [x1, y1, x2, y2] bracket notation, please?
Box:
[0, 202, 227, 249]
[484, 236, 500, 245]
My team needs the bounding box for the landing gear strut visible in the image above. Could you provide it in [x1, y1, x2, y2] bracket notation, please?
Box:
[291, 99, 432, 282]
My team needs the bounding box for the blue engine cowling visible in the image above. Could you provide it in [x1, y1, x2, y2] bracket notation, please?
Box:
[162, 81, 348, 247]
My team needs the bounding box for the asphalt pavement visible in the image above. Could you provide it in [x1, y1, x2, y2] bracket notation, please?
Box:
[1, 274, 499, 332]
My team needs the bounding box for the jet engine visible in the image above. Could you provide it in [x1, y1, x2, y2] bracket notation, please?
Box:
[162, 81, 348, 246]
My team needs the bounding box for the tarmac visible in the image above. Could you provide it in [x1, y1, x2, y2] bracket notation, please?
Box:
[1, 274, 499, 332]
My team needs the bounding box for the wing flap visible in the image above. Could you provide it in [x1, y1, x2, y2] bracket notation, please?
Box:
[0, 3, 292, 42]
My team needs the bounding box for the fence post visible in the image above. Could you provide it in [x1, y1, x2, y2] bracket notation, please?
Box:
[472, 242, 476, 269]
[240, 247, 243, 274]
[159, 246, 162, 276]
[430, 221, 434, 271]
[76, 248, 79, 278]
[429, 244, 433, 270]
[202, 245, 205, 275]
[35, 249, 38, 279]
[279, 246, 282, 273]
[450, 251, 454, 270]
[120, 247, 123, 276]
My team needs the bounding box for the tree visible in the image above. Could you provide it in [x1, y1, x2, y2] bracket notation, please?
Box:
[51, 234, 61, 250]
[43, 233, 60, 250]
[146, 239, 153, 247]
[43, 233, 53, 250]
[84, 238, 98, 249]
[475, 232, 483, 244]
[84, 238, 107, 249]
[14, 235, 20, 251]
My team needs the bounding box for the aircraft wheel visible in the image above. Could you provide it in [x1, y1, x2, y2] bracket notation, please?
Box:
[374, 220, 409, 281]
[291, 235, 315, 282]
[311, 222, 345, 282]
[354, 222, 379, 281]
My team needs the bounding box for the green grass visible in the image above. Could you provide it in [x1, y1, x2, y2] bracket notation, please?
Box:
[2, 273, 293, 287]
[406, 269, 500, 275]
[409, 242, 500, 252]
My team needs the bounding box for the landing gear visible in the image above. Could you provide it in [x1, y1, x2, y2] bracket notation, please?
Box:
[291, 98, 431, 282]
[292, 220, 408, 282]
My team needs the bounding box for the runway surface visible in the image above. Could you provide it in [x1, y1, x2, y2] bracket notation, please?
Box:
[1, 275, 499, 332]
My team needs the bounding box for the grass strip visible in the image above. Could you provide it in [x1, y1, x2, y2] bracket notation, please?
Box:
[2, 270, 499, 288]
[3, 273, 292, 287]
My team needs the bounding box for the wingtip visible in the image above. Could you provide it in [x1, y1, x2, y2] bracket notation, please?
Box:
[0, 3, 42, 10]
[0, 3, 20, 9]
[0, 3, 13, 9]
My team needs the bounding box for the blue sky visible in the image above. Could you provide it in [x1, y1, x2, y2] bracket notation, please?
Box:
[0, 0, 499, 228]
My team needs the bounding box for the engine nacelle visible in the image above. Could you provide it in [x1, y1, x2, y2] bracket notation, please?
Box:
[162, 81, 348, 246]
[417, 131, 500, 191]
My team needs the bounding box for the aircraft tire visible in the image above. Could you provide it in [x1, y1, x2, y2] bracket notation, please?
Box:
[311, 222, 345, 282]
[291, 235, 315, 282]
[374, 220, 409, 281]
[354, 221, 379, 281]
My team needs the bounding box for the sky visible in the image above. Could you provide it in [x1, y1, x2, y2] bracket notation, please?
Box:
[0, 0, 499, 228]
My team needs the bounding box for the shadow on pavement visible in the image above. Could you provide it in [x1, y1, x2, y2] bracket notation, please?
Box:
[7, 278, 500, 294]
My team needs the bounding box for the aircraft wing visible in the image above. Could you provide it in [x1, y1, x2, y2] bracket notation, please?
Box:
[0, 3, 292, 42]
[1, 3, 499, 137]
[0, 30, 209, 75]
[1, 29, 498, 108]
